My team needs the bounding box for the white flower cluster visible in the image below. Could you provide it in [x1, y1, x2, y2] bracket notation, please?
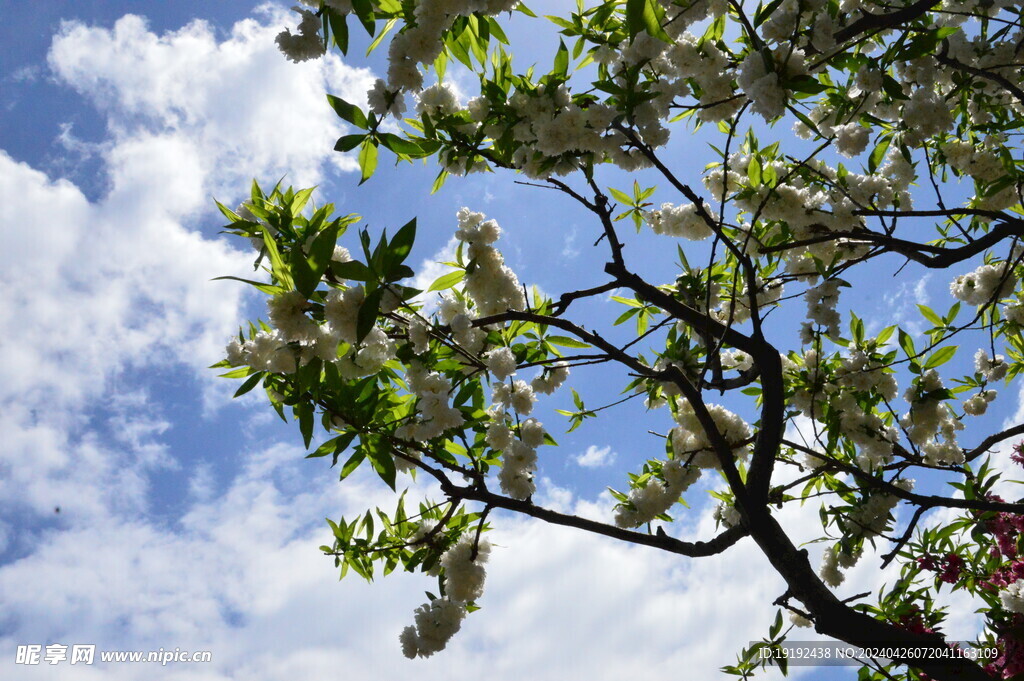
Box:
[395, 364, 466, 445]
[438, 295, 486, 354]
[485, 346, 518, 381]
[712, 501, 742, 528]
[670, 399, 751, 469]
[227, 330, 299, 374]
[1007, 301, 1024, 325]
[493, 380, 536, 415]
[847, 480, 911, 537]
[325, 287, 398, 379]
[803, 279, 843, 340]
[717, 277, 784, 325]
[720, 349, 753, 372]
[834, 123, 870, 158]
[789, 611, 813, 628]
[367, 78, 407, 118]
[644, 202, 712, 240]
[657, 32, 741, 123]
[487, 414, 545, 499]
[975, 349, 1008, 382]
[1000, 579, 1024, 615]
[275, 8, 325, 63]
[941, 141, 1004, 182]
[819, 545, 861, 587]
[400, 597, 465, 658]
[384, 0, 518, 94]
[613, 458, 702, 528]
[401, 532, 494, 658]
[836, 349, 898, 400]
[267, 290, 319, 342]
[530, 362, 570, 395]
[407, 316, 431, 354]
[963, 390, 996, 416]
[736, 48, 808, 121]
[900, 370, 965, 466]
[416, 82, 461, 117]
[228, 280, 399, 378]
[440, 534, 492, 603]
[901, 87, 954, 147]
[950, 262, 1016, 305]
[299, 0, 354, 11]
[961, 349, 1006, 416]
[834, 392, 901, 470]
[455, 209, 527, 317]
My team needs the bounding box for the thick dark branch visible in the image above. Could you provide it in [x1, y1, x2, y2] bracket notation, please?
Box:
[762, 216, 1023, 267]
[832, 0, 940, 43]
[784, 439, 1024, 513]
[935, 51, 1024, 107]
[606, 263, 785, 505]
[551, 281, 620, 316]
[854, 208, 1011, 220]
[965, 422, 1024, 462]
[451, 483, 749, 557]
[880, 505, 926, 568]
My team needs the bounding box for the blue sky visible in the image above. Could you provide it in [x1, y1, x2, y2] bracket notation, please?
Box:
[0, 2, 1015, 680]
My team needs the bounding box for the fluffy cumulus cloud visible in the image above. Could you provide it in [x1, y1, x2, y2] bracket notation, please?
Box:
[48, 9, 376, 186]
[575, 444, 615, 468]
[0, 7, 376, 519]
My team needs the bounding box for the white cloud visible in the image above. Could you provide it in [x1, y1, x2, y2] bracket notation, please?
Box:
[575, 444, 616, 468]
[48, 11, 375, 189]
[411, 236, 459, 315]
[562, 225, 580, 259]
[0, 439, 805, 681]
[0, 8, 378, 522]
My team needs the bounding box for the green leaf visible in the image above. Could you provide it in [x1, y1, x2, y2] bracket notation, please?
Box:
[625, 0, 670, 42]
[211, 276, 283, 296]
[924, 345, 958, 369]
[868, 133, 892, 174]
[332, 259, 375, 282]
[350, 0, 376, 36]
[297, 401, 315, 449]
[259, 226, 294, 290]
[334, 134, 365, 152]
[898, 328, 916, 358]
[356, 286, 384, 343]
[233, 372, 263, 398]
[748, 155, 762, 187]
[326, 95, 369, 130]
[785, 75, 828, 95]
[358, 138, 379, 184]
[431, 169, 449, 194]
[339, 449, 366, 479]
[306, 219, 344, 285]
[553, 39, 569, 78]
[918, 304, 944, 327]
[307, 435, 343, 459]
[389, 218, 417, 267]
[290, 187, 315, 215]
[290, 242, 319, 298]
[428, 270, 465, 292]
[365, 17, 397, 55]
[547, 335, 591, 349]
[607, 186, 633, 205]
[363, 435, 397, 490]
[328, 10, 349, 53]
[379, 133, 440, 158]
